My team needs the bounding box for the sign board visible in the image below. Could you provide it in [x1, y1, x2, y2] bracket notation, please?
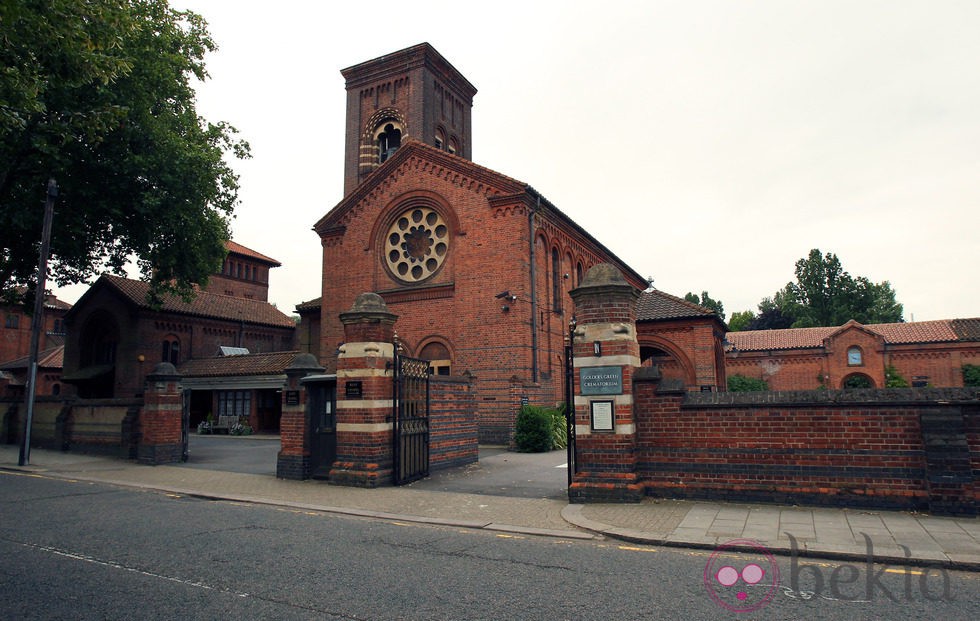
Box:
[580, 366, 623, 395]
[285, 390, 300, 406]
[345, 380, 363, 399]
[590, 400, 615, 432]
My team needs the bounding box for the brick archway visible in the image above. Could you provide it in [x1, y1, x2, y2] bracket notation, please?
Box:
[842, 372, 876, 389]
[639, 339, 696, 387]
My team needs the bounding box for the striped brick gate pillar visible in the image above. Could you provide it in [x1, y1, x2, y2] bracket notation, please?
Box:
[328, 293, 398, 487]
[568, 264, 644, 502]
[138, 362, 184, 465]
[277, 353, 325, 480]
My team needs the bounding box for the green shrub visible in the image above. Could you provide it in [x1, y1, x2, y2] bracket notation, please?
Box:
[964, 364, 980, 387]
[727, 374, 768, 392]
[551, 404, 568, 450]
[885, 365, 910, 388]
[514, 405, 553, 452]
[843, 374, 873, 389]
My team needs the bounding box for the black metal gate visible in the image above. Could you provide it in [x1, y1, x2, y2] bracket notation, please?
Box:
[392, 353, 430, 485]
[181, 389, 191, 462]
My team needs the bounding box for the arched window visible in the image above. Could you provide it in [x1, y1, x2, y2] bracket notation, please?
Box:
[434, 127, 445, 150]
[447, 136, 458, 155]
[162, 336, 180, 365]
[576, 262, 584, 287]
[378, 123, 402, 162]
[552, 247, 562, 313]
[419, 341, 452, 376]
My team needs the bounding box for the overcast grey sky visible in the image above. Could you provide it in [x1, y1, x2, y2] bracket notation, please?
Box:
[60, 0, 980, 322]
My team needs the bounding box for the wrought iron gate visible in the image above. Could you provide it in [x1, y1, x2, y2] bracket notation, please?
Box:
[392, 354, 430, 485]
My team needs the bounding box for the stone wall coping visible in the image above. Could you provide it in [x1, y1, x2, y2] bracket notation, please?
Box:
[681, 387, 980, 408]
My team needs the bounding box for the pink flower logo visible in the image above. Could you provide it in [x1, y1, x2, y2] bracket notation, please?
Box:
[703, 539, 780, 613]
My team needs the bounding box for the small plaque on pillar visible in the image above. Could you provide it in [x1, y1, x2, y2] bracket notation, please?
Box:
[590, 400, 615, 432]
[285, 390, 300, 406]
[345, 380, 363, 399]
[580, 366, 623, 395]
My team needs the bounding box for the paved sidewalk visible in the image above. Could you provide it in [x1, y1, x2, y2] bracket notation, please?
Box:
[2, 446, 978, 571]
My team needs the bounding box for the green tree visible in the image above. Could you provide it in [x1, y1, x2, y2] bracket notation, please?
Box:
[684, 290, 725, 321]
[963, 364, 980, 387]
[727, 310, 755, 332]
[760, 249, 903, 328]
[1, 0, 250, 304]
[747, 296, 795, 330]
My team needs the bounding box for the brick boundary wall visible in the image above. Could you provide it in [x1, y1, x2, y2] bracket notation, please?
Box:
[2, 398, 142, 457]
[429, 375, 478, 470]
[635, 380, 979, 516]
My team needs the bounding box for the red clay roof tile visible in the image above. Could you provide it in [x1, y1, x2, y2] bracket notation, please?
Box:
[102, 275, 295, 328]
[225, 240, 281, 266]
[177, 351, 300, 377]
[726, 318, 978, 351]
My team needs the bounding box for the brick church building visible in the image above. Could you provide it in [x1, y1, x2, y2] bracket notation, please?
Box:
[300, 42, 980, 447]
[303, 43, 733, 443]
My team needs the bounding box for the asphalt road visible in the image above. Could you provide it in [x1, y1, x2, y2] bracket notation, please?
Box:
[1, 472, 977, 620]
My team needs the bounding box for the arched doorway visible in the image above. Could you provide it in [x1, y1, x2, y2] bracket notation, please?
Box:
[842, 373, 875, 389]
[639, 343, 694, 387]
[73, 311, 119, 398]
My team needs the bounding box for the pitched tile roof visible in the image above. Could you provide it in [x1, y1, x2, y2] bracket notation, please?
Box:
[727, 327, 836, 351]
[6, 288, 72, 311]
[726, 318, 979, 351]
[101, 275, 296, 328]
[177, 351, 300, 377]
[0, 346, 64, 370]
[225, 240, 281, 266]
[295, 297, 322, 312]
[952, 318, 980, 341]
[637, 290, 719, 321]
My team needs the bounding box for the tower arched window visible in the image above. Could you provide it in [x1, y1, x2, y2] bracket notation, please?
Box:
[378, 123, 402, 162]
[162, 336, 180, 365]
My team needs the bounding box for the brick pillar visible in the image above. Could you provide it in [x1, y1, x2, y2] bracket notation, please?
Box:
[568, 264, 644, 503]
[920, 408, 977, 516]
[138, 362, 183, 465]
[328, 293, 398, 487]
[277, 353, 325, 480]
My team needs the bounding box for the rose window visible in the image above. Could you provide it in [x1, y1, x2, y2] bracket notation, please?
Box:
[384, 207, 449, 283]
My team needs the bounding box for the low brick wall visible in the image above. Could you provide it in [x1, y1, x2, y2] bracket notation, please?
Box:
[2, 397, 143, 457]
[67, 400, 142, 456]
[635, 382, 979, 515]
[429, 375, 478, 470]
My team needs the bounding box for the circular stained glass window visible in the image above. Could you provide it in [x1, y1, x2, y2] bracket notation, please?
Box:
[384, 206, 449, 283]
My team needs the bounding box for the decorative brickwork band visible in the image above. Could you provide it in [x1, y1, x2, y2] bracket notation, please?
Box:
[137, 363, 183, 465]
[568, 264, 643, 502]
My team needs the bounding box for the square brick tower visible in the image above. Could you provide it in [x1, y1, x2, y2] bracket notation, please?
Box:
[341, 42, 477, 194]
